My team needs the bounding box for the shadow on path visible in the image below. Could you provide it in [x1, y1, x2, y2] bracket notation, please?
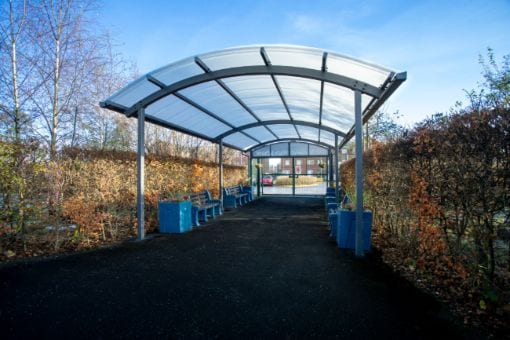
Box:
[1, 197, 472, 339]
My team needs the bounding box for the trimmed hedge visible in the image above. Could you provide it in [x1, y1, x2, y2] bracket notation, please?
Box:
[341, 108, 509, 324]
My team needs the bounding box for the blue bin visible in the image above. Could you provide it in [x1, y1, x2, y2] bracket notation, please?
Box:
[158, 201, 192, 233]
[336, 210, 372, 251]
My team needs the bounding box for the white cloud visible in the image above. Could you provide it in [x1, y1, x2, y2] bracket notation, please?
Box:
[290, 14, 323, 34]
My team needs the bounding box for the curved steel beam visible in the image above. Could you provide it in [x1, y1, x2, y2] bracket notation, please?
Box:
[107, 65, 383, 117]
[246, 138, 333, 152]
[215, 120, 347, 140]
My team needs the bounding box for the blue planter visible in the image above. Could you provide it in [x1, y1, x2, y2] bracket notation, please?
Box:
[335, 210, 372, 251]
[329, 211, 339, 238]
[158, 201, 192, 233]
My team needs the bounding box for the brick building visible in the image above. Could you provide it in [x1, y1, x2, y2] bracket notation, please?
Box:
[260, 157, 327, 175]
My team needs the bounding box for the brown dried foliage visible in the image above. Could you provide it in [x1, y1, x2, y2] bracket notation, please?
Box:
[1, 147, 246, 260]
[341, 108, 510, 334]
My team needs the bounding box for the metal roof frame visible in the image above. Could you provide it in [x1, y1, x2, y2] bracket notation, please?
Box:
[101, 45, 405, 151]
[249, 139, 332, 153]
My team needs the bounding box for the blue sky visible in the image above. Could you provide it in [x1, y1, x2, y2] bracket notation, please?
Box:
[99, 0, 510, 126]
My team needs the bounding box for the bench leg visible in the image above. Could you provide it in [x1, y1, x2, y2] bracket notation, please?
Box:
[192, 210, 200, 227]
[210, 207, 215, 219]
[201, 210, 208, 223]
[223, 196, 236, 210]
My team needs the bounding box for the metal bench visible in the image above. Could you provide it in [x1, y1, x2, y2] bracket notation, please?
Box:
[223, 185, 249, 209]
[190, 190, 222, 226]
[238, 184, 253, 202]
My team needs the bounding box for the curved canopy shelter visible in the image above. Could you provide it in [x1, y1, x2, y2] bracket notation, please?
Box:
[100, 45, 406, 255]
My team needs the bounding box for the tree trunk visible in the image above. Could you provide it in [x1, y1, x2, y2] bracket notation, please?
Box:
[70, 106, 78, 147]
[8, 0, 26, 142]
[50, 33, 60, 159]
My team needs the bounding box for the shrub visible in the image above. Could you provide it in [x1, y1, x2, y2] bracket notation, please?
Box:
[1, 147, 246, 259]
[341, 108, 510, 329]
[275, 175, 318, 186]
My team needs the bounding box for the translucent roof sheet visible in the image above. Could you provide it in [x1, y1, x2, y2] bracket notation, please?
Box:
[221, 76, 288, 120]
[178, 81, 256, 126]
[252, 141, 329, 157]
[101, 44, 406, 152]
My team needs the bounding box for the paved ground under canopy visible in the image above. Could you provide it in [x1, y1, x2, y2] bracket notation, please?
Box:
[0, 197, 474, 339]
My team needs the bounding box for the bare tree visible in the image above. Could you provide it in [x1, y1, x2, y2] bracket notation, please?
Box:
[27, 0, 101, 158]
[81, 33, 136, 151]
[0, 0, 33, 141]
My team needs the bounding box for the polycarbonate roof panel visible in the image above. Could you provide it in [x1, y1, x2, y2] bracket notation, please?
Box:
[146, 95, 230, 138]
[150, 58, 204, 86]
[296, 125, 319, 141]
[270, 124, 299, 139]
[321, 83, 355, 133]
[102, 45, 405, 151]
[223, 132, 258, 150]
[108, 78, 160, 108]
[178, 81, 256, 126]
[221, 76, 288, 120]
[264, 46, 323, 69]
[252, 145, 270, 157]
[277, 76, 321, 124]
[320, 130, 336, 146]
[327, 53, 391, 88]
[243, 126, 275, 143]
[251, 141, 329, 157]
[200, 46, 264, 71]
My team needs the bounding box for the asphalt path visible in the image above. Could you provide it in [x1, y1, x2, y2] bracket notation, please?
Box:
[0, 197, 473, 339]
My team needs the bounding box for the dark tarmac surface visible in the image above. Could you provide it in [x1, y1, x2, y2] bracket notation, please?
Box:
[1, 197, 473, 339]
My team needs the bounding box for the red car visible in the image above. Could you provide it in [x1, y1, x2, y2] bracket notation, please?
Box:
[262, 175, 273, 186]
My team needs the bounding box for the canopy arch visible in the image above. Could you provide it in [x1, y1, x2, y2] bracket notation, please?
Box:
[101, 45, 406, 151]
[249, 139, 332, 155]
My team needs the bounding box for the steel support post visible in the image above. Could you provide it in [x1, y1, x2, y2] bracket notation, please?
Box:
[248, 152, 253, 193]
[292, 157, 296, 196]
[355, 90, 364, 257]
[335, 135, 339, 202]
[136, 107, 145, 241]
[256, 160, 261, 197]
[329, 150, 334, 187]
[219, 140, 224, 202]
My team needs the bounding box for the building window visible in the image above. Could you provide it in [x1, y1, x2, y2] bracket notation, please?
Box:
[284, 160, 290, 166]
[296, 159, 302, 165]
[307, 170, 314, 175]
[307, 160, 314, 165]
